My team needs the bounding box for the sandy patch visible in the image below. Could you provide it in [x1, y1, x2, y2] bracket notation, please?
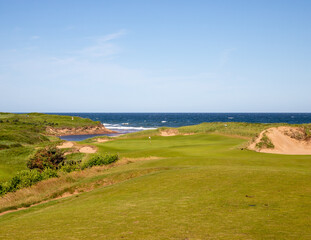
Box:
[57, 142, 74, 149]
[249, 127, 311, 155]
[57, 141, 97, 154]
[79, 146, 97, 153]
[160, 129, 179, 136]
[96, 138, 111, 143]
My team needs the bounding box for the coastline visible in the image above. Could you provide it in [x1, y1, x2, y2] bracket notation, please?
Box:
[46, 123, 117, 136]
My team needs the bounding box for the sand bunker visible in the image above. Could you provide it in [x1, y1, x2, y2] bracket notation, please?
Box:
[249, 127, 311, 155]
[57, 142, 74, 149]
[57, 141, 97, 154]
[96, 138, 111, 143]
[160, 129, 179, 136]
[79, 146, 97, 153]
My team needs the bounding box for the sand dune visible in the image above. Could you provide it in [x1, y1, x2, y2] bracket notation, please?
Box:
[249, 127, 311, 155]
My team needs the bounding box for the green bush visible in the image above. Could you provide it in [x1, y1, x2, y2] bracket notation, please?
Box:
[0, 169, 58, 196]
[0, 182, 10, 196]
[27, 146, 65, 171]
[41, 168, 59, 179]
[81, 154, 119, 169]
[60, 159, 81, 173]
[9, 170, 43, 190]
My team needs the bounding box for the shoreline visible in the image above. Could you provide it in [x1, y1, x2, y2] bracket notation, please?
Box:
[46, 123, 117, 136]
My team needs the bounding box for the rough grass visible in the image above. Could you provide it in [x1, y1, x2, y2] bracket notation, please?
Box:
[0, 112, 103, 180]
[256, 133, 275, 149]
[0, 112, 99, 129]
[0, 159, 166, 213]
[119, 122, 311, 139]
[1, 133, 311, 239]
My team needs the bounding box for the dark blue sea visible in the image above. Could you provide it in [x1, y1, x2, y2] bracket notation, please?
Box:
[49, 113, 311, 141]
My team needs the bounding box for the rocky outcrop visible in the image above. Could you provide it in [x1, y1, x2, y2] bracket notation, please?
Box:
[46, 123, 116, 136]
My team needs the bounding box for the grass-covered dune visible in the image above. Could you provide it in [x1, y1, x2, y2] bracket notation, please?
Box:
[1, 117, 311, 239]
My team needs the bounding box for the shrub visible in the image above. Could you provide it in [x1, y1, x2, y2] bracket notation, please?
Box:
[81, 154, 119, 169]
[9, 169, 43, 191]
[256, 134, 274, 149]
[60, 159, 81, 173]
[41, 168, 59, 179]
[0, 169, 58, 196]
[0, 182, 10, 196]
[27, 146, 65, 171]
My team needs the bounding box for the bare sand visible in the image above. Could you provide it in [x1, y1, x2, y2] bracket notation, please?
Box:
[57, 142, 74, 149]
[57, 141, 97, 154]
[249, 127, 311, 155]
[160, 129, 179, 136]
[95, 138, 111, 143]
[79, 146, 97, 153]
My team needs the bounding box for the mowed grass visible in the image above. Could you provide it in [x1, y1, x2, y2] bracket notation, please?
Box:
[1, 134, 311, 239]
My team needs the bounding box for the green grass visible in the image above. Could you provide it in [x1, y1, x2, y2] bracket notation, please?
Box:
[0, 112, 99, 129]
[0, 112, 104, 181]
[1, 132, 311, 239]
[120, 122, 311, 140]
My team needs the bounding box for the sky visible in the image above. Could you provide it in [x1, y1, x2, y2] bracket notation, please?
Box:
[0, 0, 311, 112]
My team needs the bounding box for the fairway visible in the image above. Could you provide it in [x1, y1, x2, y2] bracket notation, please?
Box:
[1, 134, 311, 239]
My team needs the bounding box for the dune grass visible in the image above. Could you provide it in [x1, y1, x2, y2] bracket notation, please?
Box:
[1, 133, 311, 239]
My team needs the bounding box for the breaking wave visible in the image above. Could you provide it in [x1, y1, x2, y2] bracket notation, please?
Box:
[103, 123, 157, 132]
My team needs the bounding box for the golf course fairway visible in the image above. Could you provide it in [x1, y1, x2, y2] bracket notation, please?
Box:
[1, 133, 311, 239]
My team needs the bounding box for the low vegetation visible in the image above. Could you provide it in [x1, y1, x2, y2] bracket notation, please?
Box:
[1, 148, 119, 196]
[81, 154, 119, 169]
[0, 168, 58, 196]
[284, 126, 311, 141]
[256, 133, 275, 149]
[27, 147, 65, 170]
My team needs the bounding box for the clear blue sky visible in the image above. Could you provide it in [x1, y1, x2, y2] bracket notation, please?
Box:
[0, 0, 310, 112]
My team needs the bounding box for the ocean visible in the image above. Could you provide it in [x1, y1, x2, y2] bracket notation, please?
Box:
[51, 113, 311, 141]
